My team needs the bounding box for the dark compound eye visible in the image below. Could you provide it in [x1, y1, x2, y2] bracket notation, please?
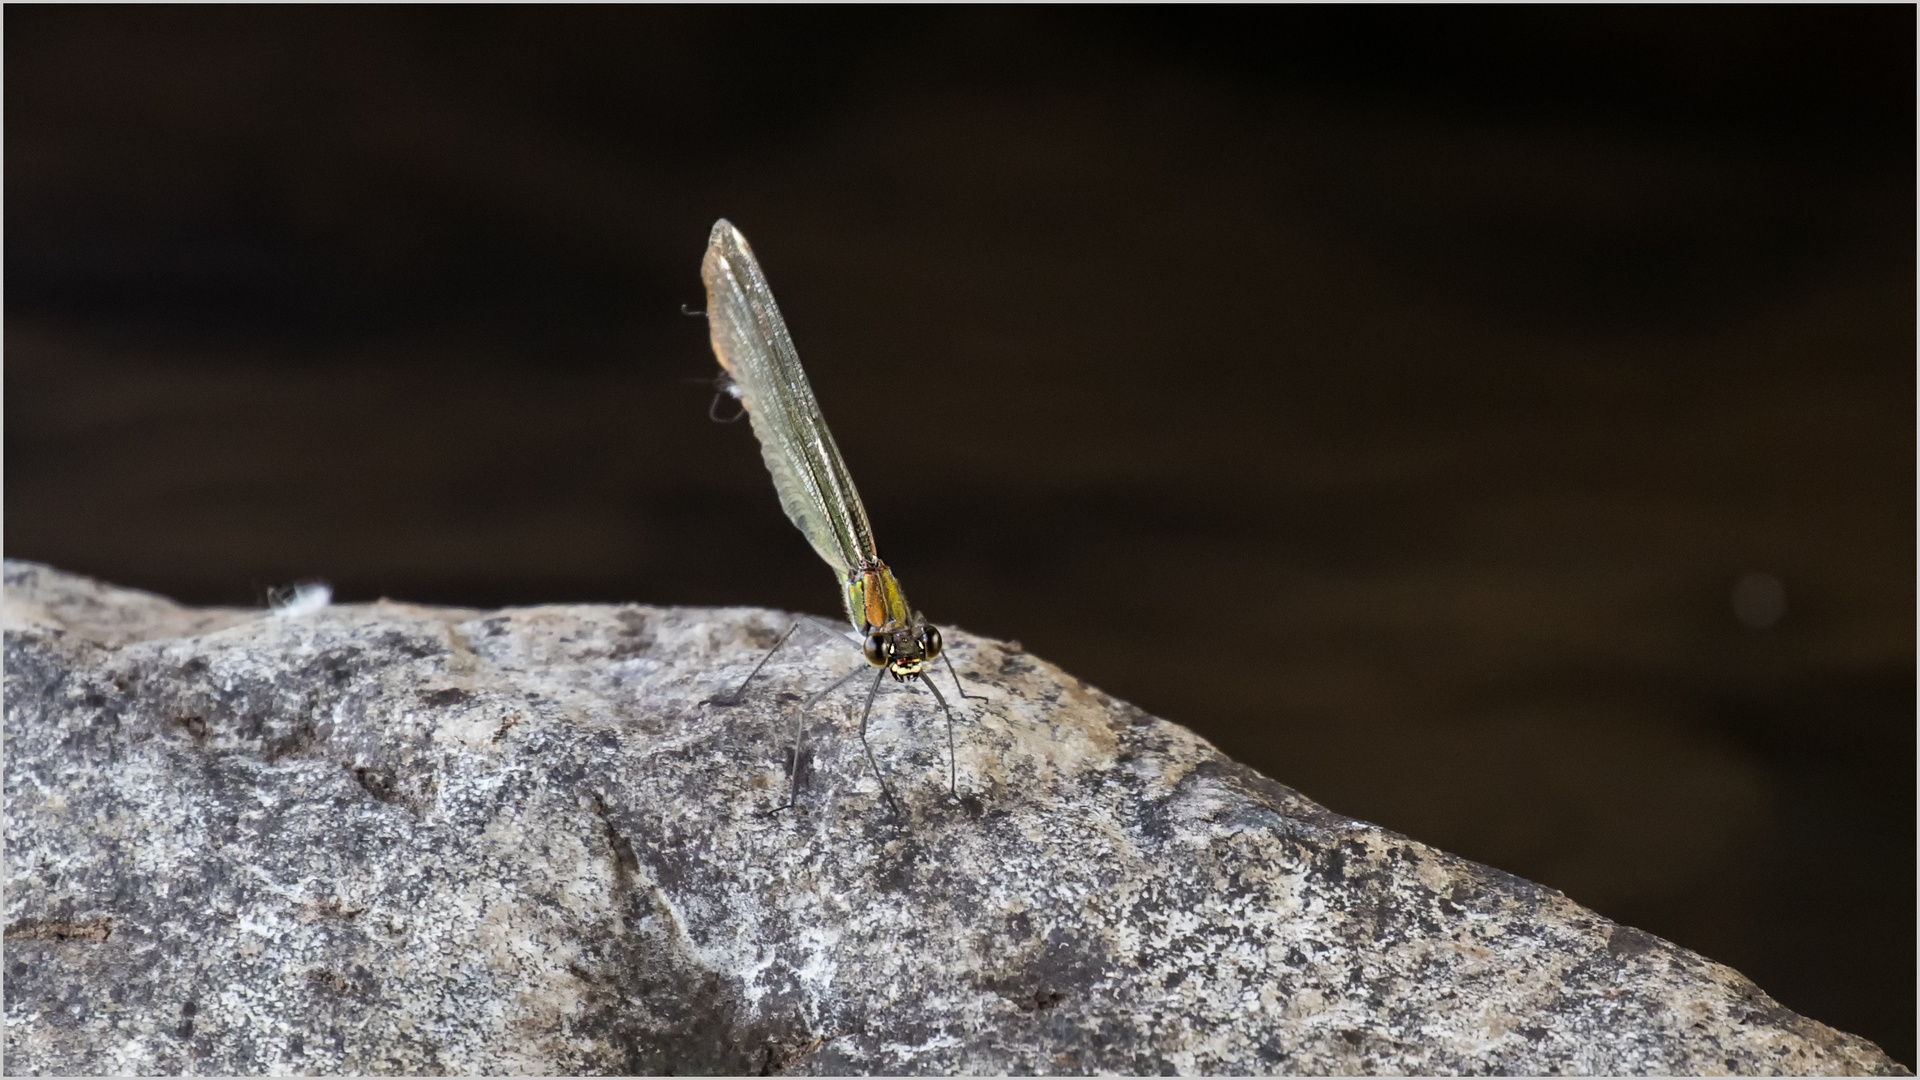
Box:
[917, 624, 943, 661]
[862, 632, 888, 667]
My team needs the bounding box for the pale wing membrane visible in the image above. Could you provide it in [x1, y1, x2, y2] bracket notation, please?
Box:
[702, 220, 878, 579]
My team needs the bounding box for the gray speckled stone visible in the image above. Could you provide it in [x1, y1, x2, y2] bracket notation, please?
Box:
[3, 560, 1904, 1076]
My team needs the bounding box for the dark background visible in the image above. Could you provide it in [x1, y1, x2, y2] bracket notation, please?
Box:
[7, 5, 1913, 1064]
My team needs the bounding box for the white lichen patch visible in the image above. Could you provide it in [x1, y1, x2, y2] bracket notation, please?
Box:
[2, 561, 1904, 1076]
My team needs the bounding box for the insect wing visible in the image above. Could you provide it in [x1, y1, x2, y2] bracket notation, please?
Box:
[702, 220, 877, 579]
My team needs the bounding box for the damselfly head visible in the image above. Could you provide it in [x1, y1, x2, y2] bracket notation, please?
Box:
[861, 620, 943, 680]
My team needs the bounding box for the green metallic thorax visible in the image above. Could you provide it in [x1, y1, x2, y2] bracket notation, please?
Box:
[843, 563, 927, 678]
[844, 563, 912, 634]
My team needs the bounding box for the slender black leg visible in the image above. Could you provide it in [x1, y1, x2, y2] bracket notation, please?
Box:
[726, 616, 867, 815]
[922, 675, 959, 802]
[856, 667, 901, 819]
[711, 622, 799, 706]
[804, 663, 870, 707]
[941, 649, 986, 704]
[764, 662, 872, 813]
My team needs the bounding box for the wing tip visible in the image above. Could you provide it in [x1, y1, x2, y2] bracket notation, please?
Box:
[702, 219, 751, 289]
[708, 218, 748, 254]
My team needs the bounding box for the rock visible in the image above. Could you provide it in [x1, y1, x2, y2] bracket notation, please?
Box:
[2, 560, 1904, 1076]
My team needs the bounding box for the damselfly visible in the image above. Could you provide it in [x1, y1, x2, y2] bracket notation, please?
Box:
[699, 219, 973, 818]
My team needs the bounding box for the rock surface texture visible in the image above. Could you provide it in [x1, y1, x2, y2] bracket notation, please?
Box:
[3, 561, 1904, 1076]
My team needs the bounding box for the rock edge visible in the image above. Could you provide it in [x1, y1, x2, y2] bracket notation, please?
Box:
[3, 561, 1904, 1075]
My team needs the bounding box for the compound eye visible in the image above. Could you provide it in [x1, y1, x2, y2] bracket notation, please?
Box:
[862, 632, 888, 667]
[917, 623, 943, 661]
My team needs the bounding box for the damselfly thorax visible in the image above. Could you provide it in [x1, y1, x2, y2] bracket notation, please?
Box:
[844, 562, 943, 679]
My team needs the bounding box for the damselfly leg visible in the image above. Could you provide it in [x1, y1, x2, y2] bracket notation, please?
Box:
[942, 651, 985, 705]
[763, 662, 868, 815]
[716, 615, 971, 813]
[709, 616, 850, 706]
[708, 623, 796, 707]
[855, 668, 901, 819]
[922, 674, 959, 801]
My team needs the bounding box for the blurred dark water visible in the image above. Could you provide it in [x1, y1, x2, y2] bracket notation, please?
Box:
[7, 6, 1913, 1065]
